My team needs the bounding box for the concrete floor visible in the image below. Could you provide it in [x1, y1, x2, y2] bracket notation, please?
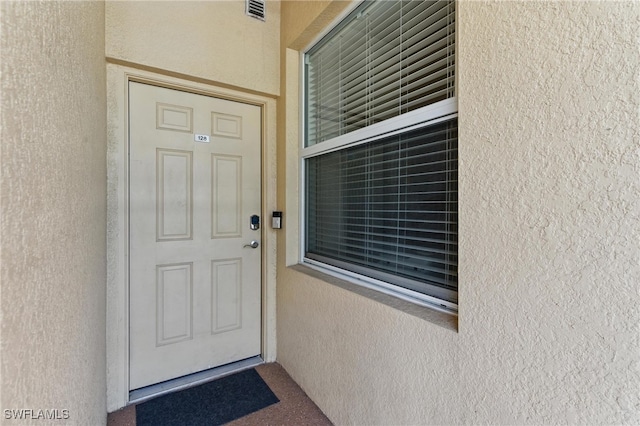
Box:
[107, 363, 332, 426]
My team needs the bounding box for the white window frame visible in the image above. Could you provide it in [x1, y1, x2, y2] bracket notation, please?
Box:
[299, 0, 458, 314]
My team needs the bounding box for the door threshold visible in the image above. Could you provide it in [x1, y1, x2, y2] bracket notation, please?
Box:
[128, 356, 264, 405]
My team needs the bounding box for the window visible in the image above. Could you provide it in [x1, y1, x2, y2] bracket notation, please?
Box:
[302, 0, 457, 309]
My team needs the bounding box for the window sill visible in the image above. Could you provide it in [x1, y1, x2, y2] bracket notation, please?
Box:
[289, 264, 458, 332]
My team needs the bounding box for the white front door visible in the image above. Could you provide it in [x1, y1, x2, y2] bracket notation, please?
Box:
[128, 82, 262, 390]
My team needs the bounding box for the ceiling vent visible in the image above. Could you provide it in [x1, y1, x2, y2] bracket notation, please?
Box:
[246, 0, 266, 21]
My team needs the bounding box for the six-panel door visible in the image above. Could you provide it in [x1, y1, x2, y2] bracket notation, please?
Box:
[128, 82, 262, 390]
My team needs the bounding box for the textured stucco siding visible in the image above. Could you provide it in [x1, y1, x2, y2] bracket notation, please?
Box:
[277, 1, 640, 424]
[106, 0, 281, 96]
[1, 2, 108, 424]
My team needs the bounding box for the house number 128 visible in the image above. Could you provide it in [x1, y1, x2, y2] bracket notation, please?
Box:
[194, 134, 210, 143]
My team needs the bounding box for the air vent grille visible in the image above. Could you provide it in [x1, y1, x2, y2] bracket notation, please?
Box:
[246, 0, 265, 21]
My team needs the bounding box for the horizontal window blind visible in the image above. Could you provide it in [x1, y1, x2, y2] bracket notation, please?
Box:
[305, 0, 455, 147]
[305, 119, 458, 302]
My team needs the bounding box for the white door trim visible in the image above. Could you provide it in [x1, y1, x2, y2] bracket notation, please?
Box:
[106, 64, 278, 412]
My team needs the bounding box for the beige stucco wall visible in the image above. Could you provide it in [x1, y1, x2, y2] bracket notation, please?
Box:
[106, 0, 280, 96]
[1, 2, 108, 425]
[280, 0, 351, 49]
[277, 1, 640, 424]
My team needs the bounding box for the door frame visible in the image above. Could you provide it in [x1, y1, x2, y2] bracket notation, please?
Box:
[106, 64, 278, 411]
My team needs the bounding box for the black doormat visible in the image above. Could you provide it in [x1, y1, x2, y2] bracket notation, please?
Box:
[136, 368, 279, 426]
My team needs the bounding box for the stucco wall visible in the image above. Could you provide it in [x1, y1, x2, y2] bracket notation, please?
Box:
[1, 2, 107, 424]
[277, 1, 640, 424]
[280, 0, 351, 49]
[106, 0, 280, 96]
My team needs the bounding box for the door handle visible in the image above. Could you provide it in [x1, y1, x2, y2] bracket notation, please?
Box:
[243, 241, 259, 249]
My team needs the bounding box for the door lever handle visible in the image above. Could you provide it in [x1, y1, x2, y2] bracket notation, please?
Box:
[243, 240, 259, 249]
